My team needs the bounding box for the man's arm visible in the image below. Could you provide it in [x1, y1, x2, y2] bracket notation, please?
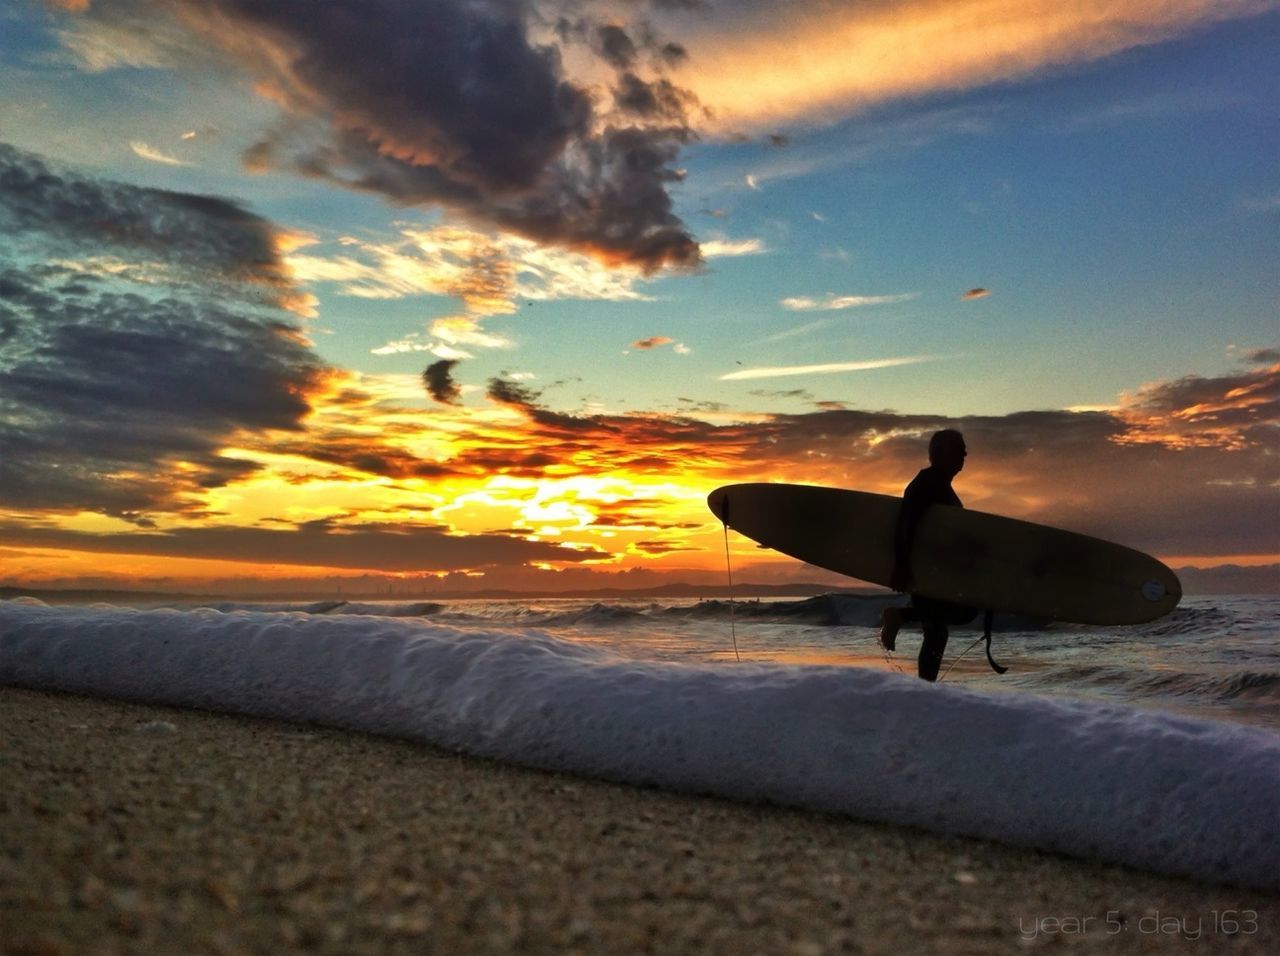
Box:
[891, 475, 929, 593]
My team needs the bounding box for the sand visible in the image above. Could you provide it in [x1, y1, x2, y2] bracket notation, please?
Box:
[2, 688, 1276, 955]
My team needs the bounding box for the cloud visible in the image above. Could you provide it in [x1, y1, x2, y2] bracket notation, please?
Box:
[625, 335, 690, 354]
[961, 287, 991, 300]
[674, 0, 1274, 130]
[293, 222, 668, 357]
[1057, 88, 1246, 132]
[129, 140, 194, 166]
[7, 289, 1276, 572]
[781, 292, 919, 311]
[612, 72, 700, 124]
[449, 355, 1279, 560]
[595, 24, 639, 71]
[720, 356, 938, 380]
[422, 359, 461, 406]
[631, 336, 674, 350]
[370, 335, 436, 357]
[0, 520, 603, 572]
[0, 143, 328, 517]
[292, 222, 657, 297]
[0, 143, 301, 310]
[1243, 192, 1280, 212]
[1114, 358, 1280, 450]
[430, 314, 513, 353]
[701, 238, 766, 257]
[50, 0, 196, 72]
[748, 319, 831, 346]
[55, 0, 702, 272]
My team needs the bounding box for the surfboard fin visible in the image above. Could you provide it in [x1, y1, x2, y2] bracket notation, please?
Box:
[982, 609, 1008, 674]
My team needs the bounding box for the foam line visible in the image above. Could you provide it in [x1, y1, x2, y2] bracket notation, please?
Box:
[2, 601, 1277, 888]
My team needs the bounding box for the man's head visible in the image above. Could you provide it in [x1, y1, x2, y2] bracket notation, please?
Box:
[928, 429, 967, 477]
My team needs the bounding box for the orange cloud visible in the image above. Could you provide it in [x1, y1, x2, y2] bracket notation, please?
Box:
[631, 336, 674, 350]
[1114, 360, 1280, 450]
[679, 0, 1271, 130]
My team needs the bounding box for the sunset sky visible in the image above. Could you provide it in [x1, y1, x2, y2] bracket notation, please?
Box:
[1, 0, 1277, 593]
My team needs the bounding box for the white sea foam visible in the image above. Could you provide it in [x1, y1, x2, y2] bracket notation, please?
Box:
[2, 601, 1277, 889]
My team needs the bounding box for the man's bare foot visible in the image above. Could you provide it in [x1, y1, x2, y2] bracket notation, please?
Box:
[879, 607, 902, 651]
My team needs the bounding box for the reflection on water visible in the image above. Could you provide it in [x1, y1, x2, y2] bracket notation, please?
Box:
[510, 595, 1280, 730]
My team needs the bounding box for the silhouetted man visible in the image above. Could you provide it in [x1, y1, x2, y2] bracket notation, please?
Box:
[879, 429, 978, 680]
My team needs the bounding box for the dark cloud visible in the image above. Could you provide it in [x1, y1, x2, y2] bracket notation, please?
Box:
[0, 144, 327, 517]
[659, 41, 689, 66]
[0, 520, 604, 572]
[613, 73, 700, 124]
[596, 24, 639, 69]
[676, 397, 728, 413]
[632, 538, 700, 554]
[294, 118, 698, 273]
[422, 358, 462, 405]
[0, 144, 295, 307]
[767, 133, 789, 148]
[486, 376, 542, 410]
[203, 0, 593, 195]
[961, 287, 991, 300]
[749, 388, 813, 400]
[62, 0, 702, 272]
[486, 376, 630, 438]
[642, 0, 710, 10]
[588, 497, 703, 531]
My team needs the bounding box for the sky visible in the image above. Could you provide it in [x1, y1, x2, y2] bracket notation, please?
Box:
[0, 0, 1277, 594]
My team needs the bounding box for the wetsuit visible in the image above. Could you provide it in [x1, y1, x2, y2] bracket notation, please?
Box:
[894, 465, 977, 680]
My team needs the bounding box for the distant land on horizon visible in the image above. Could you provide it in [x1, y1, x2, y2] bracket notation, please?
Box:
[2, 564, 1276, 605]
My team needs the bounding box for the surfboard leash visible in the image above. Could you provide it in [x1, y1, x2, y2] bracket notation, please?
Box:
[879, 639, 906, 675]
[719, 502, 742, 663]
[982, 609, 1009, 675]
[938, 608, 1008, 681]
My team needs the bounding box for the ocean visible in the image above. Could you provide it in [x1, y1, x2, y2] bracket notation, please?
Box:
[2, 593, 1278, 889]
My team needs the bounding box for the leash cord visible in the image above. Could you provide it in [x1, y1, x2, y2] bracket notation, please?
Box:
[938, 634, 985, 682]
[939, 609, 1007, 681]
[720, 517, 741, 663]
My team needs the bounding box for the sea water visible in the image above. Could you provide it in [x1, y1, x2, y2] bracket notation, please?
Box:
[2, 594, 1278, 889]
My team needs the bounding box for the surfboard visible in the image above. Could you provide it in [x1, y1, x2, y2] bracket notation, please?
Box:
[707, 483, 1181, 625]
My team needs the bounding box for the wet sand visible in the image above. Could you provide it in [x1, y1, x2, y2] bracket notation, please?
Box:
[2, 687, 1276, 955]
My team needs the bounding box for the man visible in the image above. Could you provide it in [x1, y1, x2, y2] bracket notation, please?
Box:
[879, 429, 978, 681]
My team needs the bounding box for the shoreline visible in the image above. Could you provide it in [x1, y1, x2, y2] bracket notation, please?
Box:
[3, 688, 1276, 954]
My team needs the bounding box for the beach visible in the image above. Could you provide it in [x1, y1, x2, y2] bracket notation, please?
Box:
[3, 688, 1276, 955]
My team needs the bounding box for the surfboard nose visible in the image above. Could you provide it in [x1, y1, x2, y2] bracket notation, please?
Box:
[707, 486, 729, 523]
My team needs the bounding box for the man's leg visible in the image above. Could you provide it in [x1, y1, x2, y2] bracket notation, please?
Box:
[917, 622, 949, 681]
[879, 605, 923, 651]
[879, 607, 903, 650]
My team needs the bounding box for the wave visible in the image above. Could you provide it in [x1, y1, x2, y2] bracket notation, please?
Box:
[1136, 669, 1280, 703]
[1134, 605, 1237, 638]
[168, 600, 446, 618]
[70, 591, 1063, 633]
[2, 600, 1277, 890]
[531, 603, 654, 627]
[1014, 659, 1280, 704]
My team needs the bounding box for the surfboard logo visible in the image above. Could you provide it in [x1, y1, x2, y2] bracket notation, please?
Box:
[1141, 580, 1168, 602]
